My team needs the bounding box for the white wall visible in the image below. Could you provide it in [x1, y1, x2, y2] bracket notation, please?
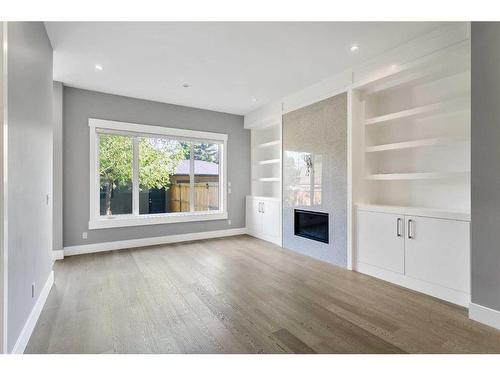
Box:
[6, 22, 54, 353]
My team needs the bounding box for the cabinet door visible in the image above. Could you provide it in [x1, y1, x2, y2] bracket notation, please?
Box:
[246, 197, 262, 234]
[405, 216, 470, 293]
[357, 210, 405, 273]
[261, 200, 280, 239]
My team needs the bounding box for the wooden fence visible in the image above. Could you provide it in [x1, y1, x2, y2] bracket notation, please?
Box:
[170, 182, 219, 212]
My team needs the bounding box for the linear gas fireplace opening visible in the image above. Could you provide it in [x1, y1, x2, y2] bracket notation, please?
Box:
[294, 209, 329, 243]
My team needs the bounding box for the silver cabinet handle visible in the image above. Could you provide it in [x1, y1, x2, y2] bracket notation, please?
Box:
[407, 219, 414, 239]
[258, 202, 262, 213]
[396, 218, 402, 237]
[261, 202, 265, 213]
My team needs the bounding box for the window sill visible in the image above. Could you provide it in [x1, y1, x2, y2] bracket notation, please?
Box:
[88, 211, 228, 229]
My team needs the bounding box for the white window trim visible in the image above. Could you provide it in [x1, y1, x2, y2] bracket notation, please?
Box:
[88, 118, 228, 230]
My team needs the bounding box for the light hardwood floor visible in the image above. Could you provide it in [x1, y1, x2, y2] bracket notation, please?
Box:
[26, 235, 500, 354]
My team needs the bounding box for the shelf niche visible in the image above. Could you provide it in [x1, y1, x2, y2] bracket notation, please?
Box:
[351, 43, 471, 212]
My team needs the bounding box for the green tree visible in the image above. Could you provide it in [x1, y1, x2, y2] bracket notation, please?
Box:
[179, 142, 219, 163]
[99, 134, 185, 215]
[194, 143, 219, 163]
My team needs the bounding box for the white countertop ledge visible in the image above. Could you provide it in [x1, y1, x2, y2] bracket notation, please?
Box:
[356, 204, 471, 222]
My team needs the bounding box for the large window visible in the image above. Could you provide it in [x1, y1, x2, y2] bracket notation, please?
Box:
[89, 119, 227, 229]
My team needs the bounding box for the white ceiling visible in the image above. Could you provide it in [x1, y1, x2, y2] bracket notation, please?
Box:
[45, 22, 445, 115]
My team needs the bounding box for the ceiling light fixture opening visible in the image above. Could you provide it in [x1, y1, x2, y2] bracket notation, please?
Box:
[95, 64, 103, 71]
[350, 45, 360, 53]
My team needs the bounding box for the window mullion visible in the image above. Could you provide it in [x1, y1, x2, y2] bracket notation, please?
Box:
[132, 137, 139, 215]
[189, 142, 195, 212]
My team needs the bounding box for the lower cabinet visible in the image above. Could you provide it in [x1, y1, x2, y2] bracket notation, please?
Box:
[246, 196, 281, 246]
[404, 215, 470, 294]
[356, 207, 470, 306]
[357, 211, 404, 274]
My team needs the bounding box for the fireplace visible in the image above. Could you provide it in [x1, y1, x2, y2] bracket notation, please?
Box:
[294, 209, 329, 243]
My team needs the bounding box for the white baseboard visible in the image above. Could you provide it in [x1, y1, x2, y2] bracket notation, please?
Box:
[469, 302, 500, 330]
[246, 231, 282, 247]
[63, 228, 247, 257]
[52, 250, 64, 261]
[11, 270, 54, 354]
[356, 262, 470, 307]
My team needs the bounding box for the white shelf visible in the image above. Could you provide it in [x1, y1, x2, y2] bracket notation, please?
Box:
[364, 96, 468, 126]
[362, 57, 469, 96]
[356, 203, 470, 222]
[366, 171, 469, 181]
[256, 140, 280, 148]
[254, 177, 280, 182]
[365, 137, 467, 153]
[255, 158, 281, 165]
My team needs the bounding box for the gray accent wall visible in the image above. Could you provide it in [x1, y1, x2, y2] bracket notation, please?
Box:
[471, 22, 500, 312]
[282, 93, 348, 267]
[62, 87, 250, 247]
[7, 22, 54, 352]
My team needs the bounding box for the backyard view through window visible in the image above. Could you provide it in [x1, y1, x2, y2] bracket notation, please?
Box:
[92, 119, 226, 228]
[99, 134, 133, 215]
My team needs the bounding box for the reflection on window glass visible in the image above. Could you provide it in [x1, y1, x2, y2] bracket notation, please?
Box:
[99, 134, 133, 216]
[139, 137, 189, 214]
[313, 154, 322, 205]
[194, 143, 220, 212]
[284, 151, 322, 207]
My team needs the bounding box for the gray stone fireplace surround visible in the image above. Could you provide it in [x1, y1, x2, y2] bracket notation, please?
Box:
[282, 93, 347, 267]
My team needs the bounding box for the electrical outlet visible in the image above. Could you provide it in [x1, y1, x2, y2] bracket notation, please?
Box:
[31, 283, 35, 298]
[82, 232, 88, 239]
[228, 188, 232, 194]
[227, 219, 232, 225]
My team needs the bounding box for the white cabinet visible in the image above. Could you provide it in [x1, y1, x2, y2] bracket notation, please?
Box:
[404, 216, 470, 294]
[356, 205, 470, 306]
[357, 211, 404, 274]
[246, 196, 281, 246]
[261, 199, 280, 239]
[246, 197, 262, 234]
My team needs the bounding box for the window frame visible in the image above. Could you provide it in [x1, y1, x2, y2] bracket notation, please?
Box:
[88, 118, 228, 230]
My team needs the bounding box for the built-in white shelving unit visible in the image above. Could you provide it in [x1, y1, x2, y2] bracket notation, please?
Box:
[247, 118, 283, 246]
[351, 43, 471, 212]
[250, 120, 282, 199]
[351, 42, 472, 306]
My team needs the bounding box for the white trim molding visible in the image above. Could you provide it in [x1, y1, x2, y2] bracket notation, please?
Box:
[469, 303, 500, 331]
[52, 250, 64, 262]
[11, 271, 54, 354]
[89, 211, 228, 230]
[88, 118, 228, 230]
[356, 262, 470, 307]
[63, 228, 247, 257]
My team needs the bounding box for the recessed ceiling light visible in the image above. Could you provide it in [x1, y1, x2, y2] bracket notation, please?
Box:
[251, 97, 258, 103]
[95, 64, 103, 71]
[350, 45, 360, 53]
[182, 83, 190, 88]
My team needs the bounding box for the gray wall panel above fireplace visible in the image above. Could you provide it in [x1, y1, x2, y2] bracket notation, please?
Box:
[282, 93, 348, 267]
